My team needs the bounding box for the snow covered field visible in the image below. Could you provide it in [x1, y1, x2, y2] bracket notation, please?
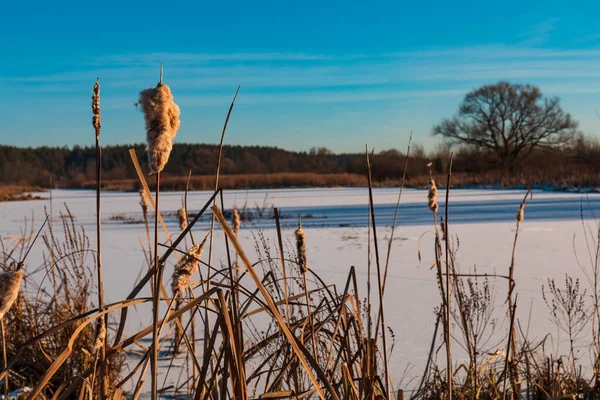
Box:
[1, 187, 599, 394]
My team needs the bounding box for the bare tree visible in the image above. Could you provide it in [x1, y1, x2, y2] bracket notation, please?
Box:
[432, 81, 578, 172]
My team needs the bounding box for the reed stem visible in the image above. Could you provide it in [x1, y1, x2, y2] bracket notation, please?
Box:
[2, 320, 7, 400]
[365, 145, 390, 398]
[151, 171, 161, 400]
[444, 153, 454, 400]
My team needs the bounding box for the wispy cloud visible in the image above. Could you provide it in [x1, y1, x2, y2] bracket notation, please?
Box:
[517, 18, 560, 46]
[3, 44, 600, 106]
[100, 52, 336, 66]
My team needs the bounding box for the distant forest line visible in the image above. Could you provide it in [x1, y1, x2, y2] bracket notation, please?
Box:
[3, 138, 600, 190]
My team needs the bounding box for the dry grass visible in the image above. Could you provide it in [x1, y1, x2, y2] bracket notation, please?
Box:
[79, 169, 600, 192]
[81, 172, 371, 191]
[0, 186, 43, 202]
[0, 209, 124, 397]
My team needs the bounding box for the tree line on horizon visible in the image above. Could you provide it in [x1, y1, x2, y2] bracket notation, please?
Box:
[2, 81, 600, 189]
[2, 136, 600, 189]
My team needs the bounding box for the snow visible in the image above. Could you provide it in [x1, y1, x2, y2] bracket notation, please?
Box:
[1, 187, 599, 395]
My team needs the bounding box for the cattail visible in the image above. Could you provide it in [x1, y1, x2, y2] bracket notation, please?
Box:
[516, 203, 525, 223]
[177, 207, 187, 231]
[232, 208, 240, 236]
[171, 237, 207, 295]
[138, 83, 180, 174]
[295, 220, 307, 273]
[92, 315, 106, 353]
[428, 179, 438, 213]
[440, 216, 447, 240]
[0, 270, 23, 319]
[92, 79, 101, 140]
[139, 190, 148, 215]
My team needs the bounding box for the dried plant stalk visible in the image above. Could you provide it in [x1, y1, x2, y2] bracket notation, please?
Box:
[440, 216, 447, 241]
[171, 239, 207, 295]
[295, 220, 307, 273]
[177, 207, 188, 231]
[232, 208, 240, 236]
[139, 190, 148, 216]
[517, 203, 525, 224]
[92, 79, 101, 140]
[0, 271, 22, 319]
[92, 315, 107, 353]
[428, 179, 439, 213]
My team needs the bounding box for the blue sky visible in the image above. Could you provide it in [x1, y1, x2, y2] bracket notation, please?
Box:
[1, 0, 600, 152]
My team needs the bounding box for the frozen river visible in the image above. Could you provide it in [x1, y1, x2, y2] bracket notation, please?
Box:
[1, 187, 599, 395]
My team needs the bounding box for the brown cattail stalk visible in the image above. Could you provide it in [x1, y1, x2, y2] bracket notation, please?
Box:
[177, 207, 188, 231]
[171, 241, 206, 295]
[504, 189, 531, 397]
[139, 66, 180, 400]
[0, 271, 22, 319]
[139, 190, 148, 216]
[139, 190, 152, 262]
[170, 237, 207, 357]
[92, 315, 107, 353]
[440, 216, 447, 241]
[295, 220, 307, 274]
[516, 203, 524, 224]
[232, 208, 240, 236]
[175, 203, 188, 353]
[428, 179, 439, 213]
[295, 218, 319, 363]
[92, 77, 107, 398]
[92, 80, 101, 140]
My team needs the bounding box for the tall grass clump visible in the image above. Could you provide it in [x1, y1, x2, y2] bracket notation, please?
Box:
[0, 210, 124, 398]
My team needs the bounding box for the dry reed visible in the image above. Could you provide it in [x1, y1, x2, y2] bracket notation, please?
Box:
[440, 216, 447, 241]
[428, 179, 438, 213]
[92, 77, 107, 398]
[92, 79, 101, 140]
[295, 220, 307, 273]
[92, 315, 107, 353]
[517, 203, 525, 223]
[139, 190, 148, 216]
[171, 239, 207, 295]
[232, 207, 240, 236]
[177, 207, 187, 231]
[0, 271, 22, 319]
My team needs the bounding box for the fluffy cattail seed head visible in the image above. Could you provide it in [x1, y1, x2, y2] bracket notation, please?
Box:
[92, 79, 101, 140]
[171, 239, 207, 294]
[92, 315, 106, 353]
[0, 270, 23, 319]
[139, 190, 148, 215]
[138, 83, 180, 174]
[295, 220, 307, 274]
[177, 208, 187, 231]
[232, 208, 240, 236]
[428, 179, 438, 213]
[517, 204, 525, 223]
